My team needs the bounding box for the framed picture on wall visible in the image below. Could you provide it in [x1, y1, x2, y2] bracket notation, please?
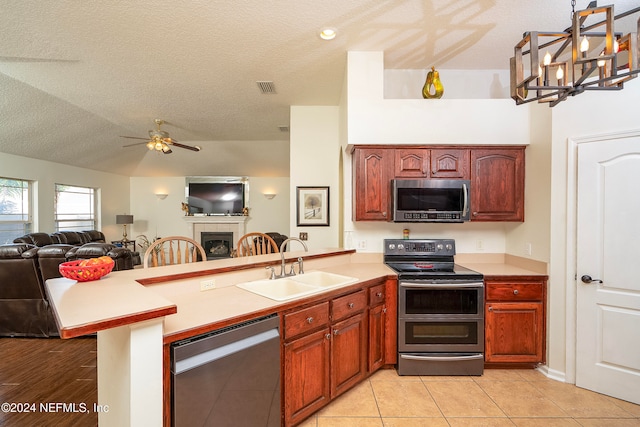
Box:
[296, 186, 330, 226]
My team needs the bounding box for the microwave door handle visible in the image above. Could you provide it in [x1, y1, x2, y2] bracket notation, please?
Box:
[462, 183, 469, 216]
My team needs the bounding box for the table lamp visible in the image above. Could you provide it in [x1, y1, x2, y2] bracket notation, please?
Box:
[116, 214, 134, 241]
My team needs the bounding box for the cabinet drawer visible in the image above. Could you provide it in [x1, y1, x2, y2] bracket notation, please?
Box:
[486, 282, 543, 301]
[368, 284, 386, 306]
[284, 301, 330, 340]
[332, 290, 367, 322]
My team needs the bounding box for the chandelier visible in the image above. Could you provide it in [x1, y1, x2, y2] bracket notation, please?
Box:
[510, 1, 640, 107]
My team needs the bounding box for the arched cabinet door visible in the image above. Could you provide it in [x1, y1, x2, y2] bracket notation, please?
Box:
[353, 147, 393, 221]
[470, 147, 525, 222]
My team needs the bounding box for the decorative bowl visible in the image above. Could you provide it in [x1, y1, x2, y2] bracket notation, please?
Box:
[59, 258, 115, 282]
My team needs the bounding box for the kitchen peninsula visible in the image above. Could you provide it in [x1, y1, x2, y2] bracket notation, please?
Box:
[46, 248, 397, 427]
[46, 248, 547, 426]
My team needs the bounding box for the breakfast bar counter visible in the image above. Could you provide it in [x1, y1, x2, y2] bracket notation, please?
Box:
[45, 248, 394, 427]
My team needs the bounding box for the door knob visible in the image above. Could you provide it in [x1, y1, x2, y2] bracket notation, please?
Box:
[581, 275, 602, 284]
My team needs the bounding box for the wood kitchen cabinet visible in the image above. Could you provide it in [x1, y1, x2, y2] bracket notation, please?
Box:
[352, 145, 524, 222]
[395, 148, 469, 179]
[394, 148, 429, 178]
[470, 147, 525, 221]
[283, 291, 367, 426]
[484, 276, 547, 367]
[353, 147, 393, 221]
[283, 279, 396, 426]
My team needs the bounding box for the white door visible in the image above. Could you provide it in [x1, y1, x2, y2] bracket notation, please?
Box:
[576, 133, 640, 404]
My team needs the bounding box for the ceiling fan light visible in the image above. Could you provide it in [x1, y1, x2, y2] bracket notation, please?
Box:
[161, 143, 170, 153]
[146, 141, 155, 150]
[155, 141, 163, 151]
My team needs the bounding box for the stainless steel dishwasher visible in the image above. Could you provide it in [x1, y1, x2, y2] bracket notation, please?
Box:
[171, 314, 281, 427]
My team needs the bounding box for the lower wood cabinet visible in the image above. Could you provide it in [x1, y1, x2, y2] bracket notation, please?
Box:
[484, 276, 548, 367]
[283, 279, 396, 426]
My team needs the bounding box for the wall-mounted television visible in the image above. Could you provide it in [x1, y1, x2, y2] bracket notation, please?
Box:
[185, 177, 248, 215]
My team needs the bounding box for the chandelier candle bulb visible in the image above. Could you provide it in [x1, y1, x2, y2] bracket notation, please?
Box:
[556, 66, 564, 86]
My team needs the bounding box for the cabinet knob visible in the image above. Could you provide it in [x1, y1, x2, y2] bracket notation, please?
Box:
[473, 212, 478, 216]
[325, 333, 331, 340]
[376, 292, 383, 298]
[348, 302, 354, 309]
[382, 307, 387, 313]
[513, 289, 519, 295]
[333, 329, 339, 335]
[382, 212, 387, 217]
[306, 317, 314, 324]
[488, 306, 493, 311]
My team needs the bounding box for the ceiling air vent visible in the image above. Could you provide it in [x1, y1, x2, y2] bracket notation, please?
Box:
[256, 81, 276, 94]
[278, 126, 289, 132]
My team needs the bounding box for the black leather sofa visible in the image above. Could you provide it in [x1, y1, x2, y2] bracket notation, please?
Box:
[0, 230, 134, 337]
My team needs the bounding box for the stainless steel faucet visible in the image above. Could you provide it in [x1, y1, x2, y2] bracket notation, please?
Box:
[276, 237, 308, 278]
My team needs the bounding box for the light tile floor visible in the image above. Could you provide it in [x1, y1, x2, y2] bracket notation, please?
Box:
[298, 368, 640, 427]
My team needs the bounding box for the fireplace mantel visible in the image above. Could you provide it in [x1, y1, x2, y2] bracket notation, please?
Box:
[182, 215, 247, 251]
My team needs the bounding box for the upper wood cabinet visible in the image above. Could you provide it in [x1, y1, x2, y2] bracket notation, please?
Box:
[470, 148, 525, 221]
[352, 145, 525, 222]
[395, 148, 429, 177]
[431, 148, 470, 179]
[353, 147, 393, 221]
[394, 148, 470, 179]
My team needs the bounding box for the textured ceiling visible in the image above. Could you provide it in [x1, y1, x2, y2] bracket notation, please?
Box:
[1, 0, 638, 177]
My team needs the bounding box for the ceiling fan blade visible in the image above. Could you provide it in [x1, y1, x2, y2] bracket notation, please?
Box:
[163, 149, 173, 154]
[171, 141, 201, 152]
[122, 141, 150, 148]
[120, 135, 149, 140]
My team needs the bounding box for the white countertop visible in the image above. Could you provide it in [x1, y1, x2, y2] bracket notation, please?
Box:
[46, 249, 547, 340]
[46, 249, 394, 340]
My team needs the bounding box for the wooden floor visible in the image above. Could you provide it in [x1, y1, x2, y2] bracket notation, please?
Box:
[0, 337, 98, 427]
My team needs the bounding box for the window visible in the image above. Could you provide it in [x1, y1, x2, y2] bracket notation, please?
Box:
[55, 184, 96, 232]
[0, 177, 32, 244]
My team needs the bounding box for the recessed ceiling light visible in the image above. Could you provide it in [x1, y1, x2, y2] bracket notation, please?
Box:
[319, 28, 337, 40]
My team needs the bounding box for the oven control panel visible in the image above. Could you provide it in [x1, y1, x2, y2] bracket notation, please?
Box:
[384, 239, 455, 256]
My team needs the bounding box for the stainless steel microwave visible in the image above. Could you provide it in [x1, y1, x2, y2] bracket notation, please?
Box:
[392, 179, 470, 222]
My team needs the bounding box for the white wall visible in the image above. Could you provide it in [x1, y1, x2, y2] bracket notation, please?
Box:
[384, 69, 511, 100]
[289, 106, 341, 249]
[547, 79, 640, 381]
[342, 51, 540, 256]
[128, 176, 290, 243]
[0, 152, 130, 241]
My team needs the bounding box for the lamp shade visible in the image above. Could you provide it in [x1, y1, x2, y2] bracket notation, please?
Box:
[116, 215, 134, 225]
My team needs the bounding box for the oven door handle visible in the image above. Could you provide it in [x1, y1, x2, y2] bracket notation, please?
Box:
[400, 282, 484, 289]
[400, 353, 484, 362]
[462, 182, 469, 217]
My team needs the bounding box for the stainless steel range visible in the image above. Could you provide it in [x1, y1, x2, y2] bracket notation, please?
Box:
[384, 238, 485, 376]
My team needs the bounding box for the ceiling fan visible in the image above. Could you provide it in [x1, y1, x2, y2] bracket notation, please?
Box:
[121, 119, 201, 154]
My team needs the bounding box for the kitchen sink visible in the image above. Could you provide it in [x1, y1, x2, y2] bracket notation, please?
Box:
[236, 271, 358, 301]
[290, 271, 358, 288]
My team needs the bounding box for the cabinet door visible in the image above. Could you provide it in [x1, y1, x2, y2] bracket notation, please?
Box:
[485, 302, 543, 363]
[431, 148, 470, 179]
[330, 312, 367, 399]
[353, 147, 393, 221]
[368, 303, 386, 372]
[471, 148, 524, 221]
[284, 328, 331, 425]
[395, 148, 429, 177]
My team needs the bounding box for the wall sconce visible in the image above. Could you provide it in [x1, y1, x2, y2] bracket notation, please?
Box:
[263, 193, 276, 200]
[155, 193, 168, 200]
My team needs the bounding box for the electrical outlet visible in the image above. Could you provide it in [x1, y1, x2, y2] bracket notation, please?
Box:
[358, 240, 367, 249]
[200, 279, 216, 291]
[476, 240, 484, 251]
[525, 242, 532, 256]
[299, 232, 308, 241]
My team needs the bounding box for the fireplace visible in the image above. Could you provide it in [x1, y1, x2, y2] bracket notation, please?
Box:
[201, 232, 234, 260]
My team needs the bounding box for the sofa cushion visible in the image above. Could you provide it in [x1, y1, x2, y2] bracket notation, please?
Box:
[13, 233, 54, 247]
